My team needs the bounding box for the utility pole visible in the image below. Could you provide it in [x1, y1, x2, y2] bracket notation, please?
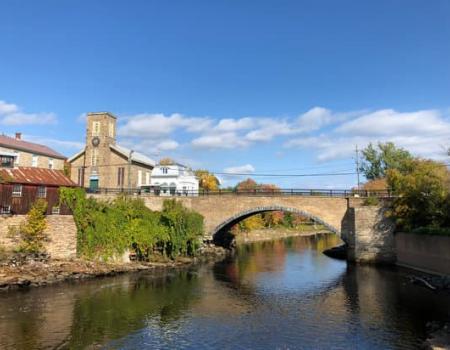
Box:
[355, 145, 361, 190]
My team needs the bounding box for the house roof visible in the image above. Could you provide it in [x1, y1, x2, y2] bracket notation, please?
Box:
[0, 167, 76, 187]
[67, 144, 156, 168]
[152, 163, 196, 177]
[67, 148, 85, 162]
[110, 144, 156, 167]
[0, 135, 66, 159]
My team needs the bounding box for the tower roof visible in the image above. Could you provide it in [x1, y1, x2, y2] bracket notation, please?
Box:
[87, 111, 117, 119]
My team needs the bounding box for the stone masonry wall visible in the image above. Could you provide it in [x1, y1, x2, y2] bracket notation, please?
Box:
[0, 215, 77, 259]
[344, 206, 396, 264]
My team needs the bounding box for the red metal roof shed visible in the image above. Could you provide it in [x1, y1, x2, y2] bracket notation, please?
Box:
[0, 167, 76, 187]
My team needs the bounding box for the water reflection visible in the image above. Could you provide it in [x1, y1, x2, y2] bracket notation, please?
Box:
[0, 234, 449, 349]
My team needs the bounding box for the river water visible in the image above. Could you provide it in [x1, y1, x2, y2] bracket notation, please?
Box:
[0, 234, 449, 349]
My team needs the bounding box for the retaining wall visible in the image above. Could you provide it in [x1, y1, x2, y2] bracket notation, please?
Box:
[0, 215, 77, 259]
[395, 232, 450, 275]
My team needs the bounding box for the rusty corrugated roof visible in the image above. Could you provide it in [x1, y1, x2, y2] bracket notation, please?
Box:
[0, 167, 76, 187]
[0, 135, 66, 159]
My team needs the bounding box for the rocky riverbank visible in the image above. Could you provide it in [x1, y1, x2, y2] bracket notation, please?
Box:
[0, 244, 228, 291]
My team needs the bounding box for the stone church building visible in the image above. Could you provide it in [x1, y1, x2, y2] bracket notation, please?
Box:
[68, 112, 155, 191]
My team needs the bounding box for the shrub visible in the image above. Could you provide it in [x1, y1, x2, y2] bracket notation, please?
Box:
[59, 188, 204, 261]
[160, 199, 203, 258]
[11, 199, 48, 253]
[363, 196, 380, 206]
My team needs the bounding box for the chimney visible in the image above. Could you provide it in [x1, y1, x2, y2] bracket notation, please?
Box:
[15, 132, 21, 140]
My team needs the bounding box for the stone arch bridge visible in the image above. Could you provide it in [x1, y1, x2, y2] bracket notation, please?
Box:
[143, 196, 349, 240]
[89, 193, 396, 264]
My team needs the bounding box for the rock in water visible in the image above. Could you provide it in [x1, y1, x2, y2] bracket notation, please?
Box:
[323, 244, 347, 260]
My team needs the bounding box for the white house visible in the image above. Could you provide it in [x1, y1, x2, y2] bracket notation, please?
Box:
[150, 163, 199, 196]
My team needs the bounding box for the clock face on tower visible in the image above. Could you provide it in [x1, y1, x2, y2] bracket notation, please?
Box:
[92, 137, 100, 147]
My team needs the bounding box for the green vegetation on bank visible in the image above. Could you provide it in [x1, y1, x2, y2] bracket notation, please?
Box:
[360, 142, 450, 236]
[59, 188, 204, 261]
[8, 199, 48, 253]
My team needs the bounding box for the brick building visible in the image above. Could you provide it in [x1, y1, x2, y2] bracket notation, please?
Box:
[0, 133, 66, 170]
[68, 112, 155, 191]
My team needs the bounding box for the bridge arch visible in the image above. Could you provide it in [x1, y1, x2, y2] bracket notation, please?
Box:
[212, 205, 341, 246]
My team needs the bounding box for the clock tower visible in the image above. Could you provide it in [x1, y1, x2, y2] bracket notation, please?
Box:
[85, 112, 117, 189]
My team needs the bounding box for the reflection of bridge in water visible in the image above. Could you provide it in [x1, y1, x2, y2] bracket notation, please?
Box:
[90, 189, 396, 264]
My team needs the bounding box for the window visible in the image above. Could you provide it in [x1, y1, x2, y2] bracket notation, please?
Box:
[0, 155, 14, 168]
[37, 186, 47, 198]
[52, 206, 60, 215]
[0, 205, 11, 214]
[117, 167, 125, 187]
[92, 121, 101, 136]
[48, 158, 54, 169]
[138, 170, 142, 186]
[109, 123, 114, 138]
[12, 184, 22, 197]
[32, 155, 38, 167]
[91, 149, 98, 166]
[162, 167, 168, 174]
[77, 168, 85, 186]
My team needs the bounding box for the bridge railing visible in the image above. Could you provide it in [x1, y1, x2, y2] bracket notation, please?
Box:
[85, 187, 393, 198]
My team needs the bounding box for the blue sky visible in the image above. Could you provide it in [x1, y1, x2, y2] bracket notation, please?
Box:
[1, 0, 449, 188]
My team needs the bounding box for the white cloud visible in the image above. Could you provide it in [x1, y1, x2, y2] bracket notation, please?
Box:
[297, 107, 333, 132]
[191, 132, 249, 149]
[215, 117, 254, 132]
[336, 109, 447, 137]
[0, 100, 57, 126]
[1, 112, 57, 126]
[0, 101, 19, 115]
[26, 135, 84, 154]
[245, 119, 292, 142]
[224, 164, 255, 174]
[156, 139, 179, 151]
[286, 108, 450, 161]
[123, 138, 180, 157]
[118, 113, 211, 137]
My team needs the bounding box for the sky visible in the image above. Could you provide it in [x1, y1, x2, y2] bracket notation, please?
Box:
[1, 0, 449, 188]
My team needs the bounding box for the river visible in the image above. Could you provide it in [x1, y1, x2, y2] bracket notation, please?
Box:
[0, 234, 449, 349]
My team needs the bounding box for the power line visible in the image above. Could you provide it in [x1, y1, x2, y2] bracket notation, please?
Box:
[70, 162, 450, 178]
[212, 171, 357, 177]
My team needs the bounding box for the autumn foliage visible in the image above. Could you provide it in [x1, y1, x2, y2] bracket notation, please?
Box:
[194, 170, 220, 191]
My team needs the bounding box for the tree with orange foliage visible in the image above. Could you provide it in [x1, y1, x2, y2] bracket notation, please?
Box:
[194, 170, 220, 191]
[235, 178, 258, 192]
[159, 157, 175, 165]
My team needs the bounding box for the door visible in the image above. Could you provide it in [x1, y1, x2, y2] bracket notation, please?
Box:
[89, 179, 99, 192]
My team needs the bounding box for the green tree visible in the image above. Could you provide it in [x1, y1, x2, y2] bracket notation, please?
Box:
[15, 199, 48, 253]
[387, 158, 450, 230]
[360, 142, 413, 180]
